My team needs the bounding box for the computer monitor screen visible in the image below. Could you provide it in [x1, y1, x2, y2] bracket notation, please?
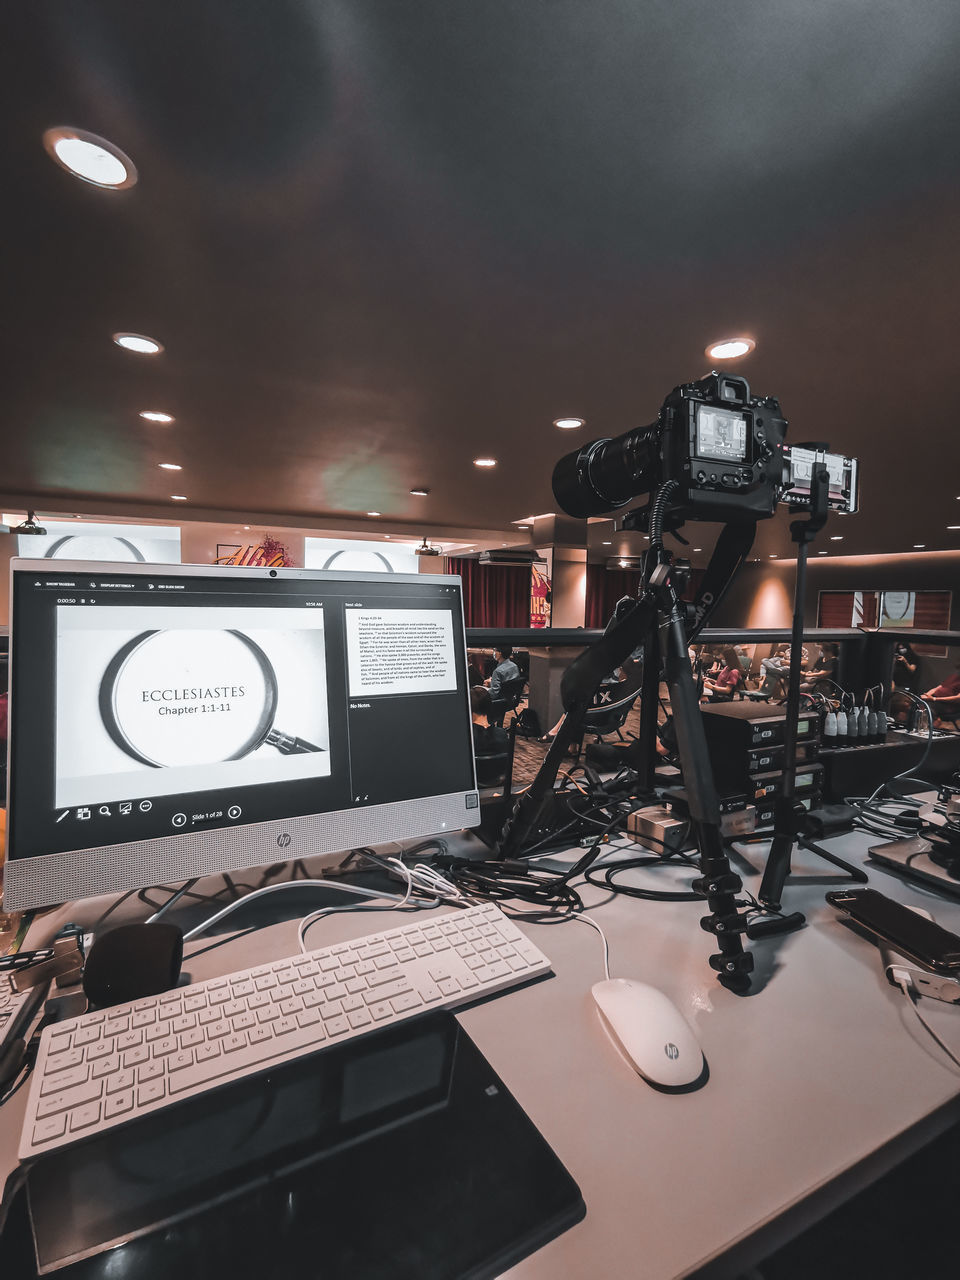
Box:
[3, 562, 479, 910]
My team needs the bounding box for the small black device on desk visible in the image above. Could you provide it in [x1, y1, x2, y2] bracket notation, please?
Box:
[3, 1010, 584, 1278]
[827, 888, 960, 976]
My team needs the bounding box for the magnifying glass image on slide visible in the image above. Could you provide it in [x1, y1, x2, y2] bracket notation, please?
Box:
[98, 629, 324, 768]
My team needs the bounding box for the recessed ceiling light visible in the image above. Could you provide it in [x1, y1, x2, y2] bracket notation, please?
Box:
[830, 536, 843, 541]
[42, 126, 137, 189]
[113, 332, 163, 355]
[243, 526, 250, 530]
[517, 524, 531, 530]
[367, 511, 381, 517]
[602, 541, 611, 545]
[693, 548, 702, 552]
[139, 411, 174, 424]
[818, 550, 828, 554]
[948, 525, 960, 530]
[913, 544, 926, 549]
[553, 417, 584, 430]
[410, 488, 429, 497]
[170, 495, 187, 501]
[473, 458, 497, 468]
[769, 554, 778, 558]
[158, 463, 181, 471]
[705, 337, 756, 360]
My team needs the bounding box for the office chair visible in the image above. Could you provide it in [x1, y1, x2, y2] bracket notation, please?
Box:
[473, 722, 518, 847]
[488, 676, 526, 727]
[569, 691, 640, 765]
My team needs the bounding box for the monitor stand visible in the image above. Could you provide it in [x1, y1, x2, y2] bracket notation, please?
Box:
[8, 1011, 585, 1279]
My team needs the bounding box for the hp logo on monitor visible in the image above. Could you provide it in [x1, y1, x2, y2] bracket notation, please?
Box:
[664, 1043, 679, 1060]
[277, 833, 292, 849]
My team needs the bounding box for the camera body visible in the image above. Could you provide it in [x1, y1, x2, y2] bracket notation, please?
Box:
[656, 373, 787, 523]
[552, 372, 788, 524]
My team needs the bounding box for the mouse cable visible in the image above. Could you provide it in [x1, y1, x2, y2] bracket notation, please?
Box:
[568, 913, 611, 981]
[893, 973, 960, 1073]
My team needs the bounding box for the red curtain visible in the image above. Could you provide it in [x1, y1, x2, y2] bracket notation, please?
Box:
[447, 558, 532, 627]
[586, 564, 704, 627]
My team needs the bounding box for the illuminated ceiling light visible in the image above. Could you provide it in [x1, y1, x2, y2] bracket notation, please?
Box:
[948, 525, 960, 530]
[693, 547, 702, 552]
[366, 511, 381, 517]
[517, 524, 531, 530]
[473, 458, 497, 468]
[170, 494, 187, 501]
[769, 554, 778, 558]
[913, 544, 926, 549]
[553, 417, 584, 430]
[42, 126, 136, 189]
[158, 462, 181, 471]
[113, 332, 163, 355]
[139, 411, 174, 424]
[830, 536, 843, 541]
[705, 337, 755, 360]
[818, 550, 828, 554]
[410, 488, 429, 497]
[602, 541, 611, 545]
[619, 559, 628, 568]
[243, 525, 250, 530]
[384, 534, 391, 539]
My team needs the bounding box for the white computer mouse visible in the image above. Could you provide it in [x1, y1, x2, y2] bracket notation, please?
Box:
[591, 978, 707, 1090]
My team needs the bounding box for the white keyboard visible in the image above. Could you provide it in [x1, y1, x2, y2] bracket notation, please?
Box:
[1, 974, 44, 1058]
[19, 903, 551, 1161]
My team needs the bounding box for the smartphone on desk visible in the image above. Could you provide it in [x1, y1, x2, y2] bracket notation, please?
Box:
[826, 888, 960, 975]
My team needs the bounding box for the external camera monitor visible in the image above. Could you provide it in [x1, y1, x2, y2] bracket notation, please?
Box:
[3, 562, 479, 910]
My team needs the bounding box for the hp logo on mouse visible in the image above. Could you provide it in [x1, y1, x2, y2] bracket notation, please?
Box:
[277, 833, 292, 849]
[664, 1043, 680, 1060]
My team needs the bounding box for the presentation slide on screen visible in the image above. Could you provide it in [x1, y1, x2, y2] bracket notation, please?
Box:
[345, 608, 457, 698]
[11, 519, 181, 564]
[304, 537, 417, 575]
[54, 605, 331, 808]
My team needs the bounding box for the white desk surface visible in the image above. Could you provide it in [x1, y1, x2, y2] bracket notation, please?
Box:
[4, 832, 960, 1279]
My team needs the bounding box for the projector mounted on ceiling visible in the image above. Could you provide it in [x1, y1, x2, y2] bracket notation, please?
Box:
[15, 511, 47, 536]
[414, 537, 441, 557]
[478, 548, 545, 567]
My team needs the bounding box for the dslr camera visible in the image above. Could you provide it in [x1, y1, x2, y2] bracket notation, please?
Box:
[552, 372, 858, 525]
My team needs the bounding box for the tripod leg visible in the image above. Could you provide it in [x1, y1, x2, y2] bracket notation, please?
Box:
[798, 838, 869, 883]
[659, 592, 754, 993]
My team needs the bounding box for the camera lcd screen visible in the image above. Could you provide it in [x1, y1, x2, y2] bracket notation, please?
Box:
[695, 406, 748, 463]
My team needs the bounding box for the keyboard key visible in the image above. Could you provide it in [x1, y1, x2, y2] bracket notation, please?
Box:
[181, 1027, 204, 1048]
[36, 1077, 102, 1119]
[222, 1033, 247, 1053]
[117, 1029, 144, 1051]
[46, 1047, 84, 1072]
[122, 1045, 150, 1068]
[348, 1009, 372, 1029]
[137, 1080, 166, 1107]
[232, 1011, 256, 1032]
[40, 1065, 89, 1094]
[86, 1039, 115, 1062]
[33, 1114, 68, 1145]
[196, 1042, 221, 1064]
[437, 978, 461, 997]
[257, 1007, 279, 1024]
[138, 1061, 164, 1084]
[152, 1036, 178, 1058]
[345, 977, 367, 995]
[92, 1058, 119, 1080]
[368, 1001, 393, 1021]
[391, 993, 423, 1015]
[131, 1008, 156, 1028]
[104, 1016, 130, 1036]
[106, 1069, 136, 1094]
[296, 1008, 322, 1030]
[324, 1015, 350, 1037]
[70, 1101, 102, 1132]
[342, 994, 364, 1013]
[73, 1024, 101, 1047]
[145, 1021, 172, 1042]
[168, 1050, 194, 1072]
[104, 1090, 135, 1119]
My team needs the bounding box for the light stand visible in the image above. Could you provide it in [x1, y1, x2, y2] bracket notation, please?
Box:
[755, 457, 867, 911]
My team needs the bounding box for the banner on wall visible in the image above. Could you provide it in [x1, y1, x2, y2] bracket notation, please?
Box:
[304, 538, 417, 574]
[879, 591, 917, 628]
[9, 520, 180, 564]
[530, 550, 552, 628]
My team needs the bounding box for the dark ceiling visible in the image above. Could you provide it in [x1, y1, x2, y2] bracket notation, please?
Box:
[3, 1, 960, 562]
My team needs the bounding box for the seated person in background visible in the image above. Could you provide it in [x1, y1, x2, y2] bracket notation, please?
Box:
[801, 642, 838, 691]
[893, 641, 920, 691]
[922, 661, 960, 727]
[703, 650, 743, 699]
[486, 645, 520, 699]
[759, 645, 789, 697]
[471, 686, 508, 754]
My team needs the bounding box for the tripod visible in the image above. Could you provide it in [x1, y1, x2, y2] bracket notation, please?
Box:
[498, 482, 758, 992]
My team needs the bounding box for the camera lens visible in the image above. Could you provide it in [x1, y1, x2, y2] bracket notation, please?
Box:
[269, 569, 278, 577]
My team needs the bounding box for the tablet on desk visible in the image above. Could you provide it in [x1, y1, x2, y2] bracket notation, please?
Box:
[8, 1011, 584, 1279]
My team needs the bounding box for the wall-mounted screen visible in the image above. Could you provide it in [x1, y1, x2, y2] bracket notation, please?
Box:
[304, 537, 417, 575]
[11, 520, 180, 564]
